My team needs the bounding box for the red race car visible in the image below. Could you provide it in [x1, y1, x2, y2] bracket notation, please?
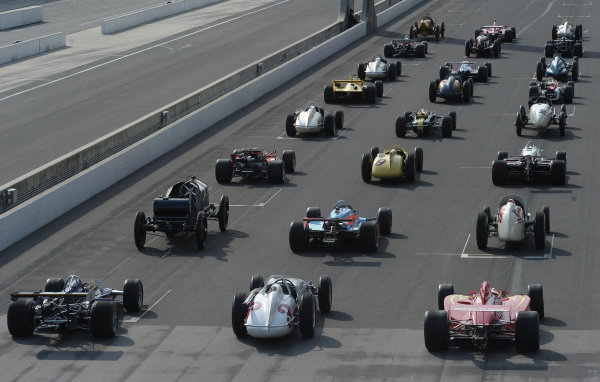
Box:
[424, 281, 543, 352]
[215, 148, 296, 184]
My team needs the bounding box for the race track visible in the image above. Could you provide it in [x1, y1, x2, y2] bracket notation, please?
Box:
[1, 0, 599, 380]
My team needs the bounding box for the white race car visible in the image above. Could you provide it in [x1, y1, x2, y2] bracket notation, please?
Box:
[476, 195, 550, 250]
[232, 274, 332, 338]
[552, 20, 582, 40]
[357, 54, 401, 81]
[515, 96, 567, 136]
[286, 102, 344, 137]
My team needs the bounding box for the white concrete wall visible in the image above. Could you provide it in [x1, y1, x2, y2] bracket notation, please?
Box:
[102, 0, 222, 35]
[0, 33, 65, 65]
[0, 6, 43, 30]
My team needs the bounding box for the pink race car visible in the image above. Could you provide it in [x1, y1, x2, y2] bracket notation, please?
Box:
[424, 281, 543, 352]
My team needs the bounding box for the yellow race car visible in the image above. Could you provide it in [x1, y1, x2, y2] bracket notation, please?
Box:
[361, 146, 423, 183]
[324, 75, 381, 104]
[410, 13, 445, 41]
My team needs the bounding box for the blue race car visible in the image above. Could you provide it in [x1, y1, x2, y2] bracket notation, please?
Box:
[536, 56, 578, 82]
[288, 200, 392, 253]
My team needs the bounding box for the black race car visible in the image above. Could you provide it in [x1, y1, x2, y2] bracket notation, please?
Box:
[492, 141, 566, 185]
[545, 37, 583, 58]
[439, 60, 491, 83]
[134, 177, 229, 250]
[465, 33, 500, 58]
[384, 36, 427, 58]
[8, 275, 143, 338]
[215, 148, 296, 184]
[395, 109, 456, 138]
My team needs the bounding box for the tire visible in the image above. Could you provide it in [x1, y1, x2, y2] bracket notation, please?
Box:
[370, 146, 380, 159]
[439, 65, 449, 81]
[550, 160, 566, 186]
[476, 212, 489, 250]
[559, 111, 566, 136]
[492, 159, 508, 186]
[377, 207, 392, 235]
[515, 112, 523, 136]
[528, 86, 538, 98]
[462, 81, 471, 102]
[545, 43, 553, 58]
[564, 85, 573, 103]
[395, 116, 407, 138]
[416, 44, 425, 58]
[7, 299, 35, 337]
[388, 63, 396, 81]
[478, 66, 488, 82]
[250, 275, 264, 291]
[572, 61, 578, 81]
[574, 43, 583, 58]
[435, 26, 440, 41]
[405, 153, 416, 182]
[361, 153, 372, 183]
[441, 116, 452, 138]
[428, 81, 437, 103]
[282, 150, 296, 173]
[90, 301, 118, 338]
[306, 207, 321, 218]
[536, 61, 544, 82]
[542, 205, 550, 235]
[414, 147, 423, 172]
[515, 311, 540, 352]
[232, 292, 248, 338]
[556, 151, 567, 163]
[375, 80, 383, 98]
[324, 84, 334, 103]
[497, 151, 508, 161]
[268, 159, 284, 184]
[468, 78, 474, 97]
[396, 61, 402, 77]
[299, 290, 316, 337]
[318, 276, 332, 313]
[528, 284, 545, 320]
[289, 221, 308, 252]
[567, 81, 575, 96]
[464, 40, 471, 57]
[215, 159, 233, 184]
[576, 24, 582, 40]
[449, 111, 456, 130]
[534, 212, 546, 250]
[358, 221, 378, 253]
[44, 278, 65, 292]
[123, 279, 143, 313]
[424, 310, 449, 351]
[357, 62, 366, 80]
[195, 211, 207, 250]
[384, 43, 394, 58]
[134, 211, 146, 250]
[366, 84, 376, 103]
[485, 62, 492, 77]
[324, 114, 335, 137]
[335, 110, 344, 129]
[438, 284, 454, 310]
[441, 22, 445, 38]
[493, 41, 500, 57]
[484, 206, 492, 221]
[217, 195, 229, 232]
[474, 29, 482, 39]
[286, 113, 296, 137]
[505, 28, 513, 42]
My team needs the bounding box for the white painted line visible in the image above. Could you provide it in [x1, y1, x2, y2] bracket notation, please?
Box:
[489, 113, 514, 116]
[384, 86, 393, 96]
[80, 4, 163, 25]
[462, 254, 509, 259]
[445, 22, 465, 26]
[460, 166, 490, 169]
[0, 0, 291, 103]
[448, 9, 479, 12]
[545, 233, 555, 258]
[415, 252, 462, 256]
[563, 2, 592, 5]
[461, 234, 470, 256]
[557, 13, 591, 17]
[123, 289, 172, 323]
[231, 188, 282, 207]
[569, 105, 576, 117]
[520, 0, 557, 35]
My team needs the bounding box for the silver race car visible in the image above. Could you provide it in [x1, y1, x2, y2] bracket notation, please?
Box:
[357, 54, 401, 81]
[232, 274, 332, 338]
[286, 101, 344, 137]
[515, 96, 567, 136]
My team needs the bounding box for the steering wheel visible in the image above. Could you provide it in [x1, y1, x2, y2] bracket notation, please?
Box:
[181, 181, 200, 198]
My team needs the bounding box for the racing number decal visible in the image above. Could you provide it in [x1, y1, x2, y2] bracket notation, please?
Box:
[249, 301, 262, 310]
[375, 158, 386, 166]
[278, 304, 293, 326]
[512, 208, 524, 223]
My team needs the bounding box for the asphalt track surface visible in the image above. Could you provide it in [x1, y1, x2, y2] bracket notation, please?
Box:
[1, 0, 600, 380]
[0, 0, 341, 183]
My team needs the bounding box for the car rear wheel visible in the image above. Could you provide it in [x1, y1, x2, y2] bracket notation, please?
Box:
[564, 85, 573, 103]
[215, 159, 233, 184]
[414, 147, 424, 172]
[396, 61, 402, 77]
[45, 278, 65, 292]
[357, 62, 366, 80]
[527, 284, 545, 319]
[90, 301, 118, 338]
[218, 195, 229, 232]
[543, 206, 551, 235]
[384, 44, 394, 58]
[448, 111, 456, 130]
[123, 279, 143, 313]
[515, 112, 523, 136]
[536, 61, 544, 81]
[395, 116, 407, 138]
[250, 275, 264, 291]
[462, 81, 471, 102]
[324, 114, 335, 137]
[335, 110, 344, 129]
[134, 211, 146, 250]
[405, 153, 416, 182]
[476, 212, 489, 250]
[441, 116, 452, 138]
[428, 81, 437, 103]
[232, 292, 248, 338]
[299, 290, 316, 337]
[497, 151, 508, 161]
[324, 84, 334, 103]
[7, 299, 35, 337]
[424, 310, 449, 351]
[366, 84, 376, 103]
[268, 159, 285, 184]
[515, 311, 540, 352]
[377, 207, 392, 235]
[492, 160, 508, 186]
[388, 62, 396, 81]
[438, 284, 454, 310]
[195, 211, 207, 250]
[306, 207, 321, 218]
[534, 212, 546, 250]
[361, 153, 373, 183]
[550, 160, 566, 186]
[282, 150, 296, 173]
[285, 114, 296, 137]
[318, 276, 332, 313]
[358, 221, 378, 253]
[559, 111, 566, 136]
[289, 221, 308, 252]
[375, 80, 383, 98]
